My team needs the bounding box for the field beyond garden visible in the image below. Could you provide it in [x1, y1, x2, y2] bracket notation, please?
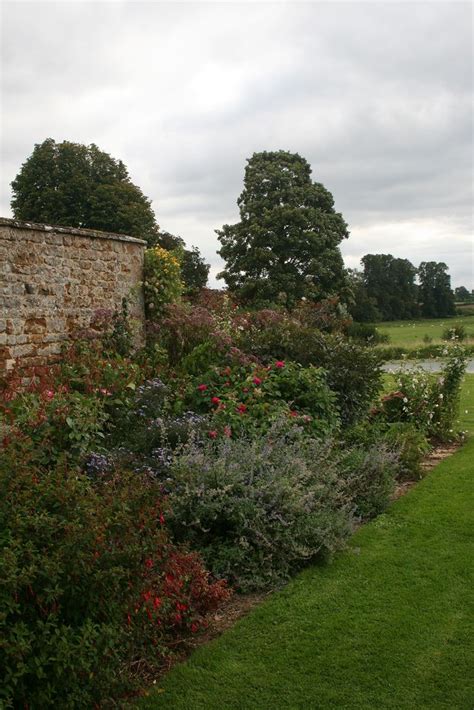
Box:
[376, 315, 474, 349]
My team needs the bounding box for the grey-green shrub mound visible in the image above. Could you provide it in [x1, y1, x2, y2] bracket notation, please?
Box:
[167, 420, 399, 591]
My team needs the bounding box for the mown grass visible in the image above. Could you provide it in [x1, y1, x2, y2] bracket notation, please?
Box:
[376, 315, 474, 349]
[139, 376, 474, 710]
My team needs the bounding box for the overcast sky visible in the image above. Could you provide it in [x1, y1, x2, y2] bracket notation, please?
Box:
[1, 0, 472, 288]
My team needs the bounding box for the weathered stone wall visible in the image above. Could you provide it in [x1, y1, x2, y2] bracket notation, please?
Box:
[0, 218, 146, 372]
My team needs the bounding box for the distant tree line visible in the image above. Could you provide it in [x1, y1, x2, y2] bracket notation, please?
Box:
[347, 254, 460, 321]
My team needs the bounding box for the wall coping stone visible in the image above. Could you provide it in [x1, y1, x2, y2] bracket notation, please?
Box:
[0, 217, 147, 246]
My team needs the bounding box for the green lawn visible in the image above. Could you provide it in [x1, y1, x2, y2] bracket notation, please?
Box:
[139, 379, 474, 709]
[376, 316, 474, 348]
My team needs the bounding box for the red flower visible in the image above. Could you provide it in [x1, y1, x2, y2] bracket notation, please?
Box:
[191, 622, 199, 633]
[275, 361, 285, 368]
[253, 377, 262, 385]
[289, 410, 298, 417]
[208, 430, 218, 439]
[159, 513, 165, 525]
[153, 596, 161, 609]
[236, 403, 247, 414]
[145, 558, 154, 569]
[197, 384, 208, 392]
[211, 396, 221, 405]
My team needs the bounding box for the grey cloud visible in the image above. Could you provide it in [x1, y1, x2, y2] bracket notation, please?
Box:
[1, 1, 472, 288]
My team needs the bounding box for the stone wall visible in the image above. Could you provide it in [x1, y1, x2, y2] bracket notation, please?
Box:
[0, 218, 146, 372]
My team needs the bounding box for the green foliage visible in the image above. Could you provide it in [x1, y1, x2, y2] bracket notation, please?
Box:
[310, 336, 384, 426]
[167, 421, 400, 591]
[442, 324, 466, 342]
[0, 443, 230, 707]
[361, 254, 419, 321]
[150, 231, 210, 295]
[11, 138, 159, 243]
[418, 261, 456, 318]
[346, 268, 381, 322]
[181, 246, 210, 294]
[2, 389, 108, 467]
[454, 286, 472, 302]
[187, 361, 340, 440]
[377, 346, 467, 441]
[382, 423, 430, 481]
[346, 322, 390, 345]
[217, 151, 348, 308]
[167, 422, 353, 591]
[144, 247, 183, 318]
[338, 445, 398, 519]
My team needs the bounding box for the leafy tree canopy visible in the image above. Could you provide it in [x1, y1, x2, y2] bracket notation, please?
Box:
[454, 286, 472, 302]
[216, 150, 349, 308]
[361, 254, 419, 321]
[11, 138, 159, 244]
[418, 261, 456, 318]
[346, 268, 381, 322]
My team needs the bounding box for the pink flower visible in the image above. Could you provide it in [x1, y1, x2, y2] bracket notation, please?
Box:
[275, 361, 285, 368]
[223, 425, 232, 438]
[211, 396, 221, 405]
[242, 387, 249, 393]
[208, 430, 218, 439]
[289, 410, 298, 417]
[236, 403, 247, 414]
[197, 384, 208, 392]
[99, 388, 112, 396]
[44, 390, 55, 400]
[253, 377, 262, 386]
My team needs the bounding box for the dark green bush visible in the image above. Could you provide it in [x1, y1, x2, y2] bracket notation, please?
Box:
[0, 441, 229, 708]
[346, 322, 390, 345]
[339, 445, 398, 519]
[383, 422, 430, 480]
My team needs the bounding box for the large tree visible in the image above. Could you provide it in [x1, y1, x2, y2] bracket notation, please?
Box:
[361, 254, 419, 321]
[216, 151, 349, 308]
[418, 261, 456, 317]
[11, 138, 159, 243]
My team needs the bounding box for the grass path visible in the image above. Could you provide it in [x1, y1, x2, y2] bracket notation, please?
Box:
[140, 380, 474, 709]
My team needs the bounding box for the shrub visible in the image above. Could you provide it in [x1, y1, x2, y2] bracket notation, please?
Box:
[442, 325, 466, 342]
[1, 388, 108, 467]
[0, 441, 229, 707]
[338, 444, 398, 519]
[382, 423, 430, 481]
[106, 377, 209, 458]
[377, 346, 467, 442]
[186, 360, 340, 440]
[144, 246, 183, 318]
[167, 421, 353, 591]
[346, 322, 389, 345]
[315, 335, 384, 426]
